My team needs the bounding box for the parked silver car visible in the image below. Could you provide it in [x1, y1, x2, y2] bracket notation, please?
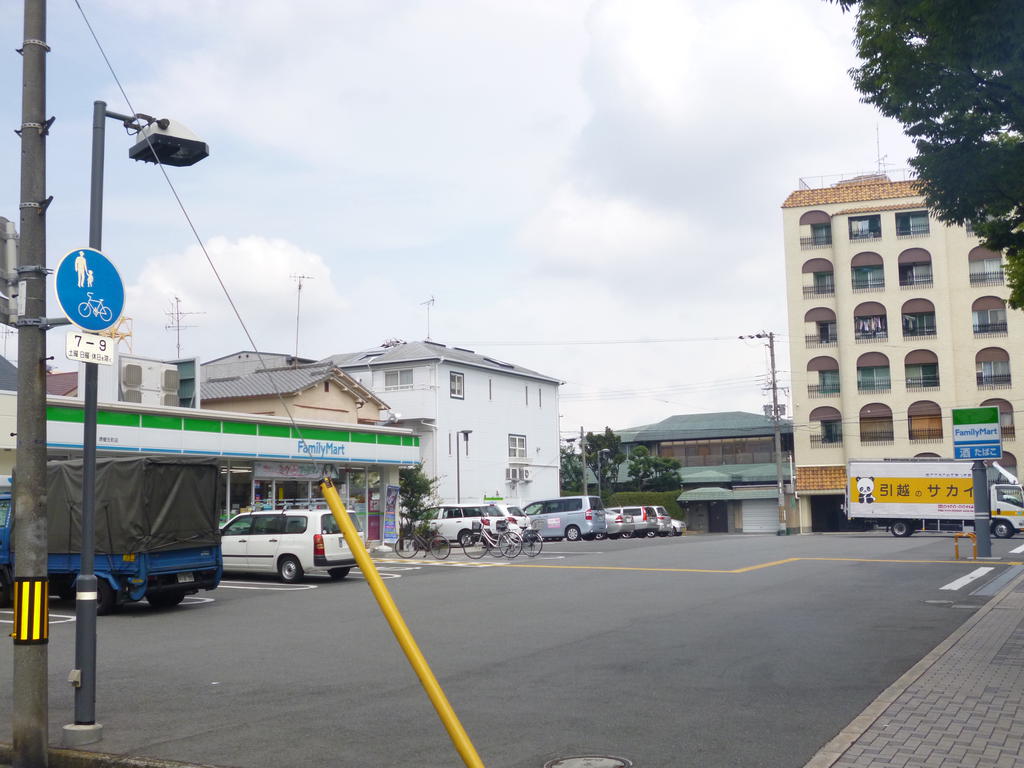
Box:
[630, 506, 659, 538]
[652, 506, 673, 536]
[523, 495, 607, 541]
[604, 507, 635, 539]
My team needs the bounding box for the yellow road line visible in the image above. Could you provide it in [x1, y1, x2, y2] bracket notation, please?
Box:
[373, 556, 1024, 574]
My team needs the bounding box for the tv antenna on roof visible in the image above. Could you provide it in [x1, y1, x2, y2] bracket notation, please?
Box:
[290, 274, 314, 360]
[421, 295, 435, 341]
[875, 124, 895, 175]
[165, 296, 204, 357]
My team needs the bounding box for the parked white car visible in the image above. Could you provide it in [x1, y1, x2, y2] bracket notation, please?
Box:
[423, 503, 525, 547]
[220, 509, 360, 583]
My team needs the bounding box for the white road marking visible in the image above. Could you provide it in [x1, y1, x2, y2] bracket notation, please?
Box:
[1010, 543, 1024, 554]
[940, 567, 994, 591]
[347, 572, 400, 580]
[217, 581, 318, 591]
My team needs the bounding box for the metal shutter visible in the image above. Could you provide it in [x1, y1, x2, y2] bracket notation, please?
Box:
[741, 499, 777, 533]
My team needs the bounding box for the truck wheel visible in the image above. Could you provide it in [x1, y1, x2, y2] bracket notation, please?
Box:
[277, 555, 304, 583]
[991, 520, 1016, 539]
[147, 592, 186, 609]
[96, 579, 118, 616]
[890, 520, 914, 537]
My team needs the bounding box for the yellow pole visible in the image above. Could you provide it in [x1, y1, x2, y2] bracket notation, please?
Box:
[319, 478, 485, 768]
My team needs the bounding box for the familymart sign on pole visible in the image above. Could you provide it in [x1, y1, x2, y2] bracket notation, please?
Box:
[952, 407, 1002, 461]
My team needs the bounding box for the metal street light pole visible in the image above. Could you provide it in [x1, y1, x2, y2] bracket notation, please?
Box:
[455, 430, 472, 502]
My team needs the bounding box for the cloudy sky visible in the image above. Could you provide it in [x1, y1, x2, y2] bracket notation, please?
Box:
[0, 0, 916, 437]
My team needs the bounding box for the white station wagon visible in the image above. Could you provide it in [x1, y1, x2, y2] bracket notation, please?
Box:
[220, 509, 360, 583]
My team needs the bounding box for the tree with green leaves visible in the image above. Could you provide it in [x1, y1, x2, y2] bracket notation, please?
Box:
[560, 444, 583, 494]
[829, 0, 1024, 305]
[398, 463, 440, 533]
[626, 446, 682, 492]
[584, 427, 625, 496]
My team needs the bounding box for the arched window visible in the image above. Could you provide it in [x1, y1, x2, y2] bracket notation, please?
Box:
[851, 252, 884, 291]
[901, 298, 936, 338]
[904, 350, 939, 391]
[908, 401, 942, 442]
[853, 301, 887, 341]
[898, 248, 932, 287]
[969, 246, 1004, 286]
[801, 258, 835, 297]
[856, 352, 890, 393]
[804, 308, 837, 346]
[807, 356, 840, 397]
[976, 348, 1011, 388]
[860, 403, 894, 445]
[972, 296, 1007, 335]
[980, 398, 1014, 440]
[799, 211, 832, 249]
[809, 406, 842, 447]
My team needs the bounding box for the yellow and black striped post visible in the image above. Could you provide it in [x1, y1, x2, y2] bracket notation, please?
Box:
[11, 577, 48, 644]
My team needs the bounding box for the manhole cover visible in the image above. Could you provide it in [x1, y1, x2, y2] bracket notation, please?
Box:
[544, 757, 632, 768]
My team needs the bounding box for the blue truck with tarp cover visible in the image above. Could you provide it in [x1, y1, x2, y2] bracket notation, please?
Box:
[0, 456, 222, 613]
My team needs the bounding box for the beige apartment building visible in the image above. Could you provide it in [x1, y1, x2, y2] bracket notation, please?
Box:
[782, 174, 1020, 532]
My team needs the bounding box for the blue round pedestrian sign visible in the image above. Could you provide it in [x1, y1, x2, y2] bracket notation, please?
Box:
[54, 247, 125, 332]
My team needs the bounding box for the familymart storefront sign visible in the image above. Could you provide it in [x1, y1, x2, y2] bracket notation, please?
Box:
[45, 404, 420, 465]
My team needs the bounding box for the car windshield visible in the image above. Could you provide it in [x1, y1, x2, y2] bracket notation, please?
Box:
[588, 496, 605, 510]
[321, 512, 363, 533]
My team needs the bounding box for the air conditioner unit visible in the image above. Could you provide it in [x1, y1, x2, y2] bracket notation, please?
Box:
[520, 468, 532, 482]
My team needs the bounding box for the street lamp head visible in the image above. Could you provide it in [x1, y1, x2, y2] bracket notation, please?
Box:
[128, 118, 209, 167]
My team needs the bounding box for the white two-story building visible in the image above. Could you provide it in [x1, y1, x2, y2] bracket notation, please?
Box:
[326, 341, 562, 505]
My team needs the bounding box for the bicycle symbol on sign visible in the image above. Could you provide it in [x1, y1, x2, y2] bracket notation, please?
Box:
[77, 293, 113, 323]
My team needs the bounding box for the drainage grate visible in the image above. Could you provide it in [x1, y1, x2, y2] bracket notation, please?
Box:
[544, 757, 633, 768]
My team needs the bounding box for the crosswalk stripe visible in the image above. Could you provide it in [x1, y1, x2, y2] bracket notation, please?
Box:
[940, 567, 994, 591]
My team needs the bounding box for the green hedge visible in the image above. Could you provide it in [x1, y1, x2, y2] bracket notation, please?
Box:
[607, 491, 683, 519]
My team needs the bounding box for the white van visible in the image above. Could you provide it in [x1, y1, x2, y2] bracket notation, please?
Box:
[220, 509, 360, 583]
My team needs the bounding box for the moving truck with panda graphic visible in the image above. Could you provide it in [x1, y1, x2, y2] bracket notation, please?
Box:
[846, 459, 1024, 538]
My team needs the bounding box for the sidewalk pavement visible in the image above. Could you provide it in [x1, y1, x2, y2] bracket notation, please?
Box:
[805, 565, 1024, 768]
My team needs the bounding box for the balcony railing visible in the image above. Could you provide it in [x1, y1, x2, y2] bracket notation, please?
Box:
[977, 373, 1012, 388]
[970, 270, 1004, 286]
[810, 433, 843, 448]
[857, 379, 891, 393]
[973, 322, 1008, 335]
[855, 330, 888, 343]
[802, 283, 835, 298]
[906, 377, 940, 391]
[851, 279, 885, 292]
[805, 334, 838, 348]
[899, 275, 933, 289]
[860, 429, 895, 445]
[902, 327, 937, 339]
[896, 223, 930, 238]
[808, 383, 840, 398]
[909, 427, 944, 442]
[800, 235, 832, 249]
[850, 230, 882, 241]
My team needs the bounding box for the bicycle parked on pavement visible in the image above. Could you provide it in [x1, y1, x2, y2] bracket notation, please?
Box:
[462, 519, 522, 559]
[394, 523, 451, 560]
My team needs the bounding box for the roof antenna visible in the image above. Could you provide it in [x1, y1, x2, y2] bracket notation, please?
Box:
[290, 274, 314, 362]
[420, 295, 435, 341]
[164, 296, 204, 358]
[875, 124, 893, 177]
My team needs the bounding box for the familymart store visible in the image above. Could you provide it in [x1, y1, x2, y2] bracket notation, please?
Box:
[36, 396, 421, 542]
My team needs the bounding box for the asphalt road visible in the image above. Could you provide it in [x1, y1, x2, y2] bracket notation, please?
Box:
[2, 532, 1023, 768]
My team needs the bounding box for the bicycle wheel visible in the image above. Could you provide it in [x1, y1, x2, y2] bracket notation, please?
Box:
[498, 531, 522, 559]
[429, 535, 451, 560]
[394, 536, 418, 558]
[462, 533, 487, 559]
[488, 533, 508, 558]
[77, 301, 92, 317]
[523, 530, 543, 557]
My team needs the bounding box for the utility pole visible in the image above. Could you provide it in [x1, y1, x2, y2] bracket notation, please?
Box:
[13, 1, 50, 765]
[290, 274, 313, 360]
[580, 426, 587, 497]
[164, 296, 203, 358]
[742, 331, 787, 535]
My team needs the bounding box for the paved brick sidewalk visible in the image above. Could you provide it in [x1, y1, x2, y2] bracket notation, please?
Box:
[805, 567, 1024, 768]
